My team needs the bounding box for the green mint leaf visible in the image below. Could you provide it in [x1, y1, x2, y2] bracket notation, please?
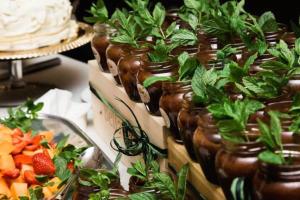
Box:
[43, 181, 55, 187]
[258, 119, 276, 150]
[143, 76, 174, 88]
[226, 61, 247, 83]
[184, 0, 203, 10]
[127, 160, 147, 181]
[178, 52, 190, 68]
[256, 39, 268, 55]
[289, 116, 300, 134]
[216, 45, 238, 60]
[243, 53, 258, 73]
[35, 175, 48, 183]
[178, 55, 199, 81]
[171, 29, 198, 46]
[78, 178, 93, 186]
[84, 0, 108, 23]
[207, 103, 227, 119]
[258, 150, 284, 165]
[53, 156, 72, 182]
[269, 111, 282, 148]
[235, 82, 254, 97]
[148, 40, 176, 62]
[128, 192, 157, 200]
[295, 38, 300, 55]
[261, 60, 289, 71]
[176, 164, 189, 200]
[166, 22, 177, 38]
[19, 197, 29, 200]
[0, 100, 43, 132]
[111, 34, 136, 46]
[29, 186, 44, 200]
[191, 67, 210, 103]
[211, 99, 264, 142]
[153, 3, 165, 27]
[40, 138, 50, 149]
[258, 11, 278, 32]
[56, 135, 69, 152]
[278, 40, 295, 67]
[152, 173, 176, 200]
[187, 13, 199, 30]
[290, 93, 300, 113]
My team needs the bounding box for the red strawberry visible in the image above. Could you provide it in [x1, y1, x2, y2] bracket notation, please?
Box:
[13, 154, 32, 168]
[67, 161, 74, 173]
[32, 153, 56, 176]
[24, 170, 40, 185]
[2, 169, 20, 179]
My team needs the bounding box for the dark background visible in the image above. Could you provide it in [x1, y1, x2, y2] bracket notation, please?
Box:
[64, 0, 300, 62]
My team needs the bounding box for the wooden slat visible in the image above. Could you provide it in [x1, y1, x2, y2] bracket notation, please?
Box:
[168, 137, 225, 200]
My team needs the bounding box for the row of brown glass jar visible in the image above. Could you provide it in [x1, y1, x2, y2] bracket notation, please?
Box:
[91, 22, 300, 200]
[178, 92, 300, 200]
[91, 22, 296, 122]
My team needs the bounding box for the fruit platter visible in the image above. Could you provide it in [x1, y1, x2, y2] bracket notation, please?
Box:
[0, 101, 104, 200]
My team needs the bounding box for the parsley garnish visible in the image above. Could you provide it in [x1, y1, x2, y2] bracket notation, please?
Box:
[0, 100, 43, 132]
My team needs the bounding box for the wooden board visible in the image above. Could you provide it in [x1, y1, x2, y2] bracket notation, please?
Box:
[91, 93, 168, 170]
[168, 137, 225, 200]
[89, 60, 167, 149]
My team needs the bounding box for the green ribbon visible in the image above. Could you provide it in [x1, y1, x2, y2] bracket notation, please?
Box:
[89, 83, 167, 164]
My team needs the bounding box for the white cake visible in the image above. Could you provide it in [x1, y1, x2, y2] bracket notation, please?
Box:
[0, 0, 78, 51]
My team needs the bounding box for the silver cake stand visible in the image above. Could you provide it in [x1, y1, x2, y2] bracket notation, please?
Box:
[0, 22, 93, 107]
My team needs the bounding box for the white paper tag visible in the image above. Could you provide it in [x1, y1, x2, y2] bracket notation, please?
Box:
[92, 46, 102, 70]
[160, 108, 170, 128]
[107, 58, 119, 76]
[137, 83, 150, 103]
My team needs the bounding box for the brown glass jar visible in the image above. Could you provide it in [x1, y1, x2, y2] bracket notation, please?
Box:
[118, 47, 149, 102]
[171, 45, 199, 56]
[282, 32, 296, 48]
[159, 81, 192, 142]
[106, 43, 130, 84]
[288, 75, 300, 93]
[215, 139, 263, 200]
[197, 31, 220, 51]
[137, 60, 178, 116]
[129, 176, 147, 193]
[253, 144, 300, 200]
[178, 92, 206, 160]
[249, 53, 277, 75]
[264, 23, 287, 46]
[165, 8, 180, 25]
[196, 49, 227, 69]
[193, 111, 221, 185]
[91, 23, 116, 72]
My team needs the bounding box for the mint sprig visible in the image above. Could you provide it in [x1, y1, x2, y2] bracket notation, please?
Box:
[208, 99, 265, 143]
[84, 0, 109, 24]
[257, 111, 286, 165]
[192, 65, 226, 105]
[258, 11, 278, 32]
